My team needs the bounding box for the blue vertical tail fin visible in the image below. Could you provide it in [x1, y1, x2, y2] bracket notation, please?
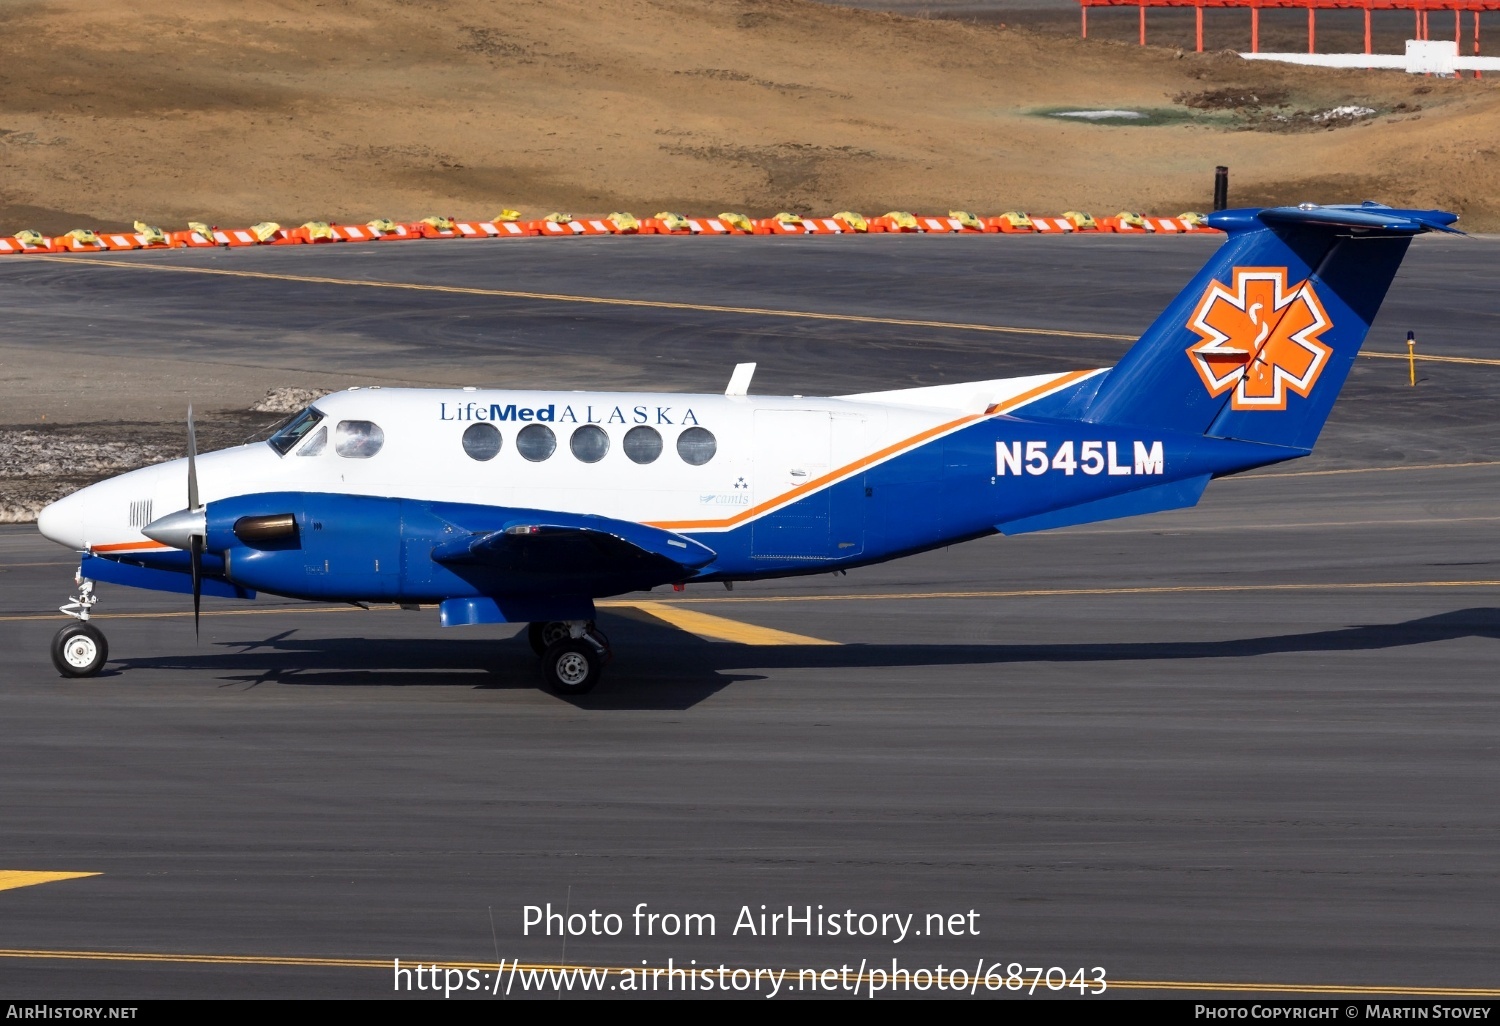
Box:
[1082, 203, 1459, 451]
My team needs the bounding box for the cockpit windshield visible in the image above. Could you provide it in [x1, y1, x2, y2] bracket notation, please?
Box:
[267, 407, 325, 456]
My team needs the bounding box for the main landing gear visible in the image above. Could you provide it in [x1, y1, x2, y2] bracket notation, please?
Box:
[52, 574, 108, 678]
[528, 620, 611, 696]
[47, 576, 612, 692]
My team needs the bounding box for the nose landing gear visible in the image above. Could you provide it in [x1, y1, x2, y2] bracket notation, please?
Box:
[52, 573, 108, 678]
[529, 620, 611, 696]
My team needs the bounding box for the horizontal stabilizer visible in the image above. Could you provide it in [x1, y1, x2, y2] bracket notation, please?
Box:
[1251, 202, 1461, 235]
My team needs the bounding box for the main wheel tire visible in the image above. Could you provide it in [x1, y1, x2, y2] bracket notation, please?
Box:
[527, 621, 571, 657]
[540, 639, 602, 696]
[51, 622, 108, 678]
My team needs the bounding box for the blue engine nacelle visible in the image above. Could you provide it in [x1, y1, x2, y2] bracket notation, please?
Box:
[206, 492, 410, 603]
[200, 491, 708, 606]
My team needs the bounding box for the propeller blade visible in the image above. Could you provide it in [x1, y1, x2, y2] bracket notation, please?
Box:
[187, 403, 200, 511]
[190, 533, 203, 640]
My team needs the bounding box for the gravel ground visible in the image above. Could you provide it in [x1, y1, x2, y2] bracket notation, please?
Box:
[0, 409, 296, 524]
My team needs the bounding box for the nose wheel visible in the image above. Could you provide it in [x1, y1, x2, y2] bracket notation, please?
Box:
[52, 622, 108, 678]
[53, 572, 107, 677]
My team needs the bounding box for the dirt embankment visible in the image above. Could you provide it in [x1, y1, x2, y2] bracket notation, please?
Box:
[0, 414, 281, 524]
[0, 0, 1495, 233]
[0, 388, 332, 523]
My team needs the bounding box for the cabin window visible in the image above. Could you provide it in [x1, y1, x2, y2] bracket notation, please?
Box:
[516, 424, 556, 462]
[676, 426, 717, 466]
[297, 425, 328, 457]
[570, 425, 609, 463]
[623, 425, 662, 465]
[267, 407, 324, 456]
[462, 423, 502, 461]
[335, 420, 385, 459]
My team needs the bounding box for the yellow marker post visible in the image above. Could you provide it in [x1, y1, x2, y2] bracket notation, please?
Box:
[1407, 331, 1417, 386]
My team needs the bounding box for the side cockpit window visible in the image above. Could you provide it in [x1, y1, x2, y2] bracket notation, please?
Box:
[297, 425, 327, 457]
[335, 420, 385, 459]
[267, 407, 325, 456]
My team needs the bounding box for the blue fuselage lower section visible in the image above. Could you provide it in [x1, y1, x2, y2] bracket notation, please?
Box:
[93, 412, 1300, 611]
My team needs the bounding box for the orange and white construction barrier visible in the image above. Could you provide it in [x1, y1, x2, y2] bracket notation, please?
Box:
[831, 212, 868, 233]
[1030, 217, 1076, 233]
[0, 208, 1219, 256]
[870, 212, 920, 233]
[453, 220, 533, 238]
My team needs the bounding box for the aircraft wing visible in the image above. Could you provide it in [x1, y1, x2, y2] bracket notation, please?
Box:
[429, 513, 716, 578]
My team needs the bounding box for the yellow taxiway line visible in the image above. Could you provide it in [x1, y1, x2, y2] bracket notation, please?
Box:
[1361, 350, 1500, 368]
[0, 578, 1497, 624]
[36, 256, 1500, 367]
[633, 579, 1500, 606]
[624, 601, 837, 645]
[38, 256, 1131, 344]
[0, 599, 829, 646]
[1061, 514, 1500, 537]
[1238, 459, 1500, 480]
[0, 947, 1493, 997]
[0, 872, 100, 893]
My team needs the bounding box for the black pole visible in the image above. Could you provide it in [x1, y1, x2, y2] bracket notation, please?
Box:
[1213, 166, 1229, 211]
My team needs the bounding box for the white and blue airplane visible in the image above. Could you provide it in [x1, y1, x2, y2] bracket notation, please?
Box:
[36, 203, 1457, 693]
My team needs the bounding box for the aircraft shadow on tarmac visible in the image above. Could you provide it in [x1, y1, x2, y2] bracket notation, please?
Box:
[106, 606, 1500, 710]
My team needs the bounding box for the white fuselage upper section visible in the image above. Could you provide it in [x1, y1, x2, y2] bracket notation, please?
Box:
[38, 373, 1100, 553]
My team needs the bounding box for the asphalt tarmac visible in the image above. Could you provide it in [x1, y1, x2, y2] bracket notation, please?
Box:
[0, 234, 1497, 1000]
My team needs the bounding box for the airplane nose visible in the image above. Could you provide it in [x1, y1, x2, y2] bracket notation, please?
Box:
[37, 490, 86, 550]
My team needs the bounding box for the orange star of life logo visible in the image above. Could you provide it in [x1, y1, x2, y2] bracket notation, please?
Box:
[1186, 266, 1334, 411]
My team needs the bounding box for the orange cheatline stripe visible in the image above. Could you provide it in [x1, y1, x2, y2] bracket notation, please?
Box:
[91, 540, 170, 553]
[648, 410, 977, 530]
[647, 369, 1099, 531]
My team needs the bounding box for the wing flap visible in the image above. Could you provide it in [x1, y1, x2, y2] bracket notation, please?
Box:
[431, 514, 716, 577]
